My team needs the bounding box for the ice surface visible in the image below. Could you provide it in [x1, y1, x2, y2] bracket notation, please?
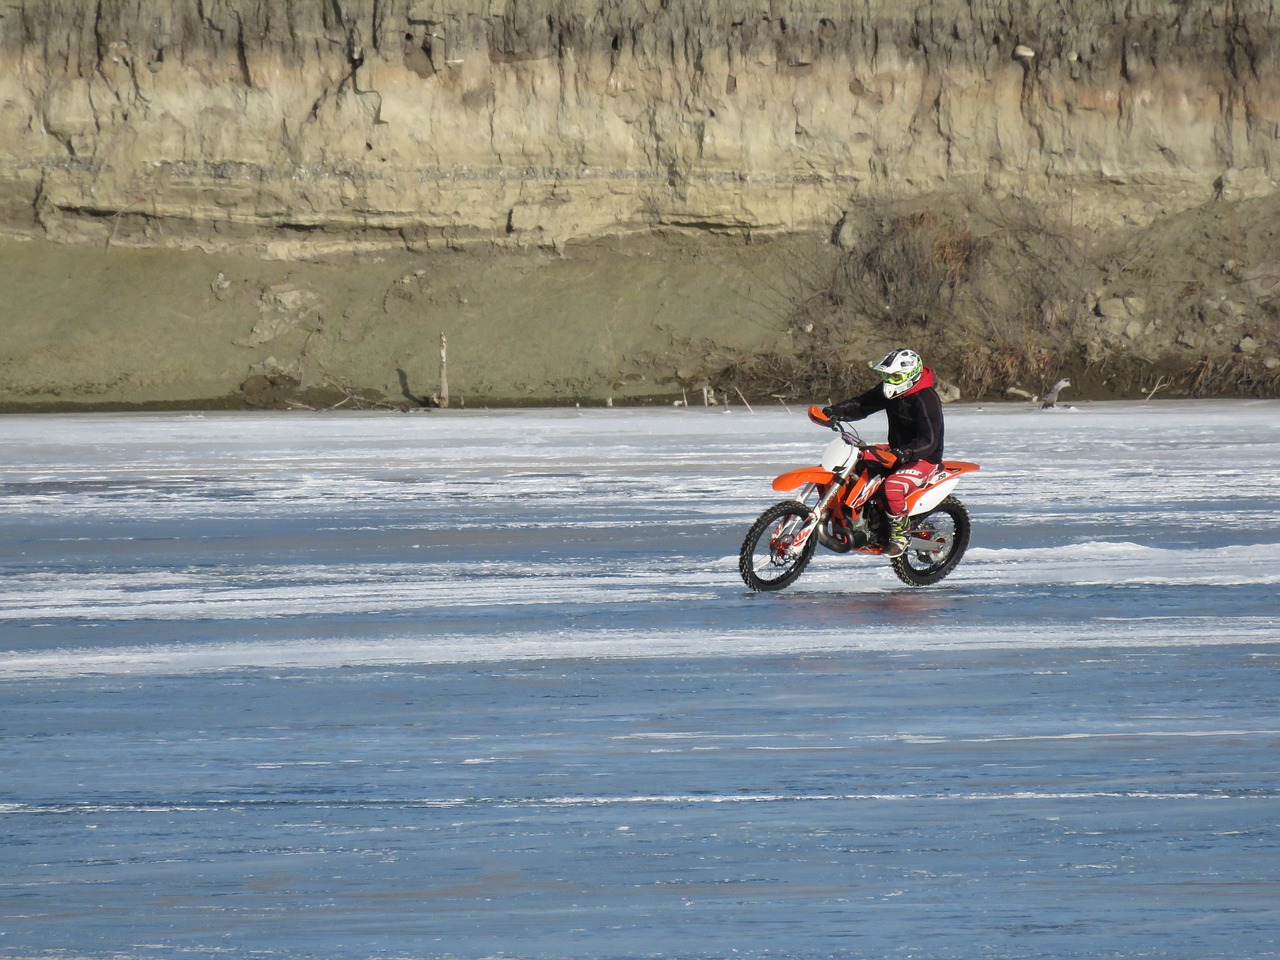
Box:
[1, 401, 1278, 959]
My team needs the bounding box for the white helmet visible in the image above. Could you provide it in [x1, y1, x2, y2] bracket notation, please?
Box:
[870, 348, 923, 399]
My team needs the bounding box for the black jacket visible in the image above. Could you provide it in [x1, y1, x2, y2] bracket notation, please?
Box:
[828, 367, 944, 464]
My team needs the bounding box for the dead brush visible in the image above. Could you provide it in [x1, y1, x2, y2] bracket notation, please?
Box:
[711, 348, 864, 401]
[957, 343, 1057, 397]
[1185, 355, 1280, 397]
[833, 210, 990, 332]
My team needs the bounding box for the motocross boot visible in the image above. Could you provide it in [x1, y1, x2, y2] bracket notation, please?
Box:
[884, 513, 910, 558]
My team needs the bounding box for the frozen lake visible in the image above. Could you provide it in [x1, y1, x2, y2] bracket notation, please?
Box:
[2, 401, 1278, 959]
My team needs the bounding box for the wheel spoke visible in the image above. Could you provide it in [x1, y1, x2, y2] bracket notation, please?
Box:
[891, 496, 971, 587]
[740, 501, 817, 591]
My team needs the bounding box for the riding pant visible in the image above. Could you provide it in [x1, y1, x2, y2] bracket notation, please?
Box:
[883, 461, 939, 517]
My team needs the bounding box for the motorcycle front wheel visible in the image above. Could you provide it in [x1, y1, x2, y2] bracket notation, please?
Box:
[739, 500, 817, 592]
[891, 495, 971, 587]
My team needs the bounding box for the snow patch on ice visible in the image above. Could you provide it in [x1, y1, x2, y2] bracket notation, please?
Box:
[4, 617, 1279, 680]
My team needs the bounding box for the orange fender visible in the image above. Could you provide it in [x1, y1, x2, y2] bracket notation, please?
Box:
[772, 467, 834, 492]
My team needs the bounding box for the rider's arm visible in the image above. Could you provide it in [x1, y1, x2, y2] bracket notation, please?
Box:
[826, 385, 885, 421]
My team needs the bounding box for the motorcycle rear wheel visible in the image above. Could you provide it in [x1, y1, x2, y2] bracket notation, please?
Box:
[891, 495, 971, 587]
[739, 500, 817, 592]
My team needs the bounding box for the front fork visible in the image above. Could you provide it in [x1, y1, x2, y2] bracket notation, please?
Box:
[782, 480, 842, 556]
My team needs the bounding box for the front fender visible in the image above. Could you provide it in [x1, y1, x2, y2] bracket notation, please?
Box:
[772, 467, 834, 492]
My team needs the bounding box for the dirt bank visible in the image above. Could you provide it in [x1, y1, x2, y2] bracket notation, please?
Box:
[0, 229, 816, 410]
[4, 186, 1278, 412]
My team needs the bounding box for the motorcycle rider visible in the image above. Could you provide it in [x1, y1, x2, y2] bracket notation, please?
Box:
[823, 348, 943, 558]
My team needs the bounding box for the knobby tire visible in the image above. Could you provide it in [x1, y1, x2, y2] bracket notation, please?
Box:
[891, 495, 971, 587]
[739, 500, 817, 592]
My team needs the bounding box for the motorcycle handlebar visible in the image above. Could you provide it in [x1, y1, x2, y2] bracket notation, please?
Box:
[807, 405, 875, 449]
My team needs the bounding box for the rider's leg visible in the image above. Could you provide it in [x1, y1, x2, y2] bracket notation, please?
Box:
[882, 462, 938, 557]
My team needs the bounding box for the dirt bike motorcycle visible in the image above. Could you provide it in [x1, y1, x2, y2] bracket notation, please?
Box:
[738, 405, 981, 591]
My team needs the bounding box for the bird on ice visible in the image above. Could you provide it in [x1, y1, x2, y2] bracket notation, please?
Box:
[1040, 378, 1071, 409]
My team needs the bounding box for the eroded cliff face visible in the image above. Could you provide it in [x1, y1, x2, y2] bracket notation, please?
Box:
[2, 0, 1278, 253]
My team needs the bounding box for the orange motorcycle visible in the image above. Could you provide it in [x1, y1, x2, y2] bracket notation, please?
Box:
[739, 406, 981, 591]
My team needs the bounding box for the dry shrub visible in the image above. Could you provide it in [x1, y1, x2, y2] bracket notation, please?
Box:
[709, 197, 1098, 401]
[711, 350, 864, 400]
[832, 207, 990, 331]
[1185, 354, 1280, 397]
[956, 343, 1057, 397]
